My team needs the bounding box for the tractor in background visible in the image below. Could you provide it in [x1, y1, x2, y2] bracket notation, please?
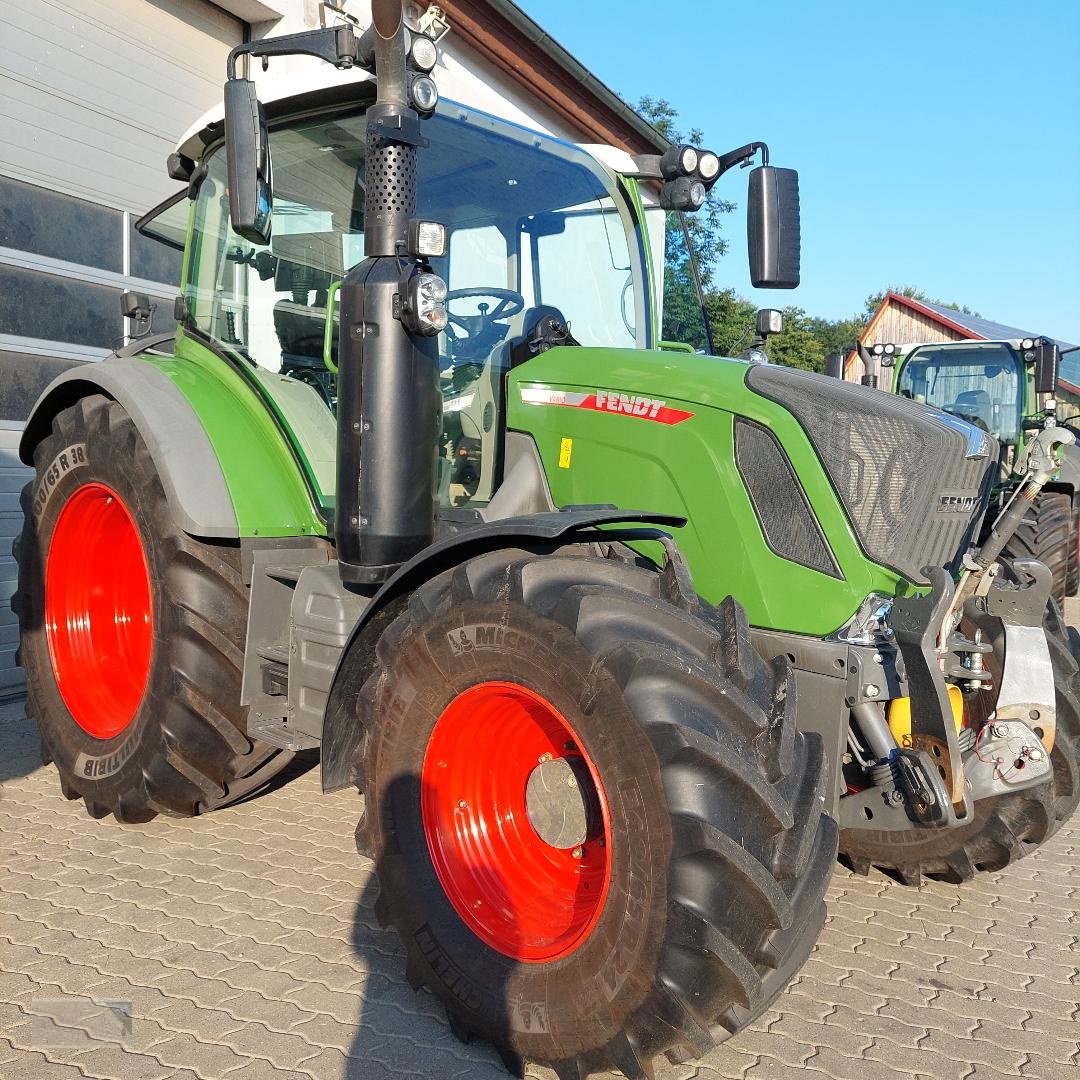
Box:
[13, 4, 1080, 1076]
[860, 337, 1080, 605]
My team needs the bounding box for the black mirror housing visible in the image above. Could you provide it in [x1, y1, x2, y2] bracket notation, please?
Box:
[747, 166, 800, 289]
[120, 290, 151, 320]
[224, 78, 272, 245]
[1033, 340, 1060, 396]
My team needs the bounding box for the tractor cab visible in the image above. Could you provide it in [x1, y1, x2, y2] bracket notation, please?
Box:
[895, 341, 1026, 442]
[144, 100, 649, 514]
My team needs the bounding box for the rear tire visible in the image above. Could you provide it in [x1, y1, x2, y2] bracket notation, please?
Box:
[355, 550, 837, 1078]
[839, 605, 1080, 886]
[1002, 491, 1071, 607]
[13, 395, 294, 822]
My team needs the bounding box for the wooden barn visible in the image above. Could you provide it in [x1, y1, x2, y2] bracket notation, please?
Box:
[845, 291, 1080, 411]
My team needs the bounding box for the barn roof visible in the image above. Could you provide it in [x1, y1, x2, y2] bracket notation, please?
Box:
[857, 291, 1080, 396]
[908, 296, 1078, 353]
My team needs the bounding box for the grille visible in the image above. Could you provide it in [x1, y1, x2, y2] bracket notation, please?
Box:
[746, 366, 996, 583]
[734, 418, 841, 578]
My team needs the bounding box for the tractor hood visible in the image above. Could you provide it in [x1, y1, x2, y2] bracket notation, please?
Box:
[744, 363, 998, 585]
[509, 348, 997, 596]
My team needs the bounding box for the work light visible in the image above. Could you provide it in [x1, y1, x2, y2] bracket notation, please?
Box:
[1021, 338, 1036, 350]
[660, 176, 707, 211]
[408, 219, 448, 259]
[698, 151, 720, 182]
[408, 33, 439, 72]
[660, 144, 699, 180]
[404, 272, 449, 336]
[409, 75, 439, 116]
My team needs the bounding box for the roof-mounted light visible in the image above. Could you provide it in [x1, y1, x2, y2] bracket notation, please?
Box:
[408, 33, 438, 72]
[697, 151, 720, 182]
[660, 144, 699, 180]
[660, 177, 707, 212]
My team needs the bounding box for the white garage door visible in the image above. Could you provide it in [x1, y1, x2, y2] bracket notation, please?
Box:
[0, 0, 244, 693]
[1, 0, 243, 213]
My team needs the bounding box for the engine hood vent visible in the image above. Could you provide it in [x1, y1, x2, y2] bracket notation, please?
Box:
[745, 365, 996, 584]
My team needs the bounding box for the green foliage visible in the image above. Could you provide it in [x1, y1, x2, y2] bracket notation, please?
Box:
[637, 96, 734, 288]
[766, 308, 827, 372]
[706, 290, 759, 357]
[863, 285, 980, 318]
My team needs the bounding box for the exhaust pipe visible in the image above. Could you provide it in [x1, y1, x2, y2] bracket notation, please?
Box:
[335, 0, 442, 585]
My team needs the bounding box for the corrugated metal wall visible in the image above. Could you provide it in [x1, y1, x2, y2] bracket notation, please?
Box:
[0, 0, 243, 215]
[1, 423, 31, 697]
[0, 1, 245, 696]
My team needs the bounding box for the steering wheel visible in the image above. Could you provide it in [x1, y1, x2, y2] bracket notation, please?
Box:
[445, 288, 525, 339]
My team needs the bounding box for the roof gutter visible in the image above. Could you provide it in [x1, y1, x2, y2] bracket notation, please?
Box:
[459, 0, 670, 153]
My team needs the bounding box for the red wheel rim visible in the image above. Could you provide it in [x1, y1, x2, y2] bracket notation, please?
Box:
[421, 681, 611, 962]
[45, 482, 153, 739]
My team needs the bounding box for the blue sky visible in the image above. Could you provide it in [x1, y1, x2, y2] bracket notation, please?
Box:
[519, 0, 1080, 342]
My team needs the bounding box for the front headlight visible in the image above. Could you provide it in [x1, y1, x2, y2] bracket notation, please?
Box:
[404, 272, 448, 336]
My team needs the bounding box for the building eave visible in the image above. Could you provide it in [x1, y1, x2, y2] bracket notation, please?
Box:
[419, 0, 670, 155]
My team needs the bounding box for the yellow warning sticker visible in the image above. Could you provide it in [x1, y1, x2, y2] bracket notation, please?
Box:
[559, 437, 573, 469]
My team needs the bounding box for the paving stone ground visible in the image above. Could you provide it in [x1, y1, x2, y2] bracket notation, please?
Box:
[2, 610, 1079, 1080]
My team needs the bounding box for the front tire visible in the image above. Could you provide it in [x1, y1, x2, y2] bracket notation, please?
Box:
[13, 395, 294, 822]
[356, 550, 837, 1078]
[1002, 491, 1072, 607]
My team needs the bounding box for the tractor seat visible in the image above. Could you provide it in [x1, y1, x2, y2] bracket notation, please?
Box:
[950, 389, 993, 428]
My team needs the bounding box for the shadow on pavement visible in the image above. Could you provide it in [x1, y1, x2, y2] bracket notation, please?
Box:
[0, 694, 48, 784]
[347, 777, 512, 1079]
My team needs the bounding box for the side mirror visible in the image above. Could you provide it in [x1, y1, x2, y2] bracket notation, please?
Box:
[121, 290, 154, 338]
[825, 351, 845, 379]
[224, 78, 272, 245]
[1031, 339, 1060, 396]
[747, 166, 800, 289]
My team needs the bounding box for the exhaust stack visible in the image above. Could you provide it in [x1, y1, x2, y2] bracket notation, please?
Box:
[335, 0, 443, 585]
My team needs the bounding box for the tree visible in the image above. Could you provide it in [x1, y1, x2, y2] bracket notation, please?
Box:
[863, 285, 980, 319]
[766, 308, 827, 372]
[636, 97, 738, 350]
[807, 314, 867, 359]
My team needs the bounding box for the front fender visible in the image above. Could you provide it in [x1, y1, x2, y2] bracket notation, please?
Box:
[320, 508, 686, 793]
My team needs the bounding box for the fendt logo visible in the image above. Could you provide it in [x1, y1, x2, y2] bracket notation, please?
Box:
[937, 494, 977, 514]
[520, 387, 694, 425]
[594, 389, 667, 419]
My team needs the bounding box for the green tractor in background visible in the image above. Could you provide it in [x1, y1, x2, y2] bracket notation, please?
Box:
[12, 4, 1080, 1076]
[858, 337, 1080, 605]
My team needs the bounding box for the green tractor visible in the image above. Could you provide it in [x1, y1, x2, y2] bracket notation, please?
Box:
[859, 337, 1080, 606]
[13, 5, 1080, 1076]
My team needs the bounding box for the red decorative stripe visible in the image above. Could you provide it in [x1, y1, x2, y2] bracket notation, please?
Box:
[521, 387, 694, 425]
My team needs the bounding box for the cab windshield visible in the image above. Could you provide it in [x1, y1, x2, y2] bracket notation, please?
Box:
[896, 342, 1023, 444]
[185, 104, 647, 511]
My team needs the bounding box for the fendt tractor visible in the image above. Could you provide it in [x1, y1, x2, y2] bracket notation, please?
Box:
[13, 5, 1080, 1077]
[857, 337, 1080, 606]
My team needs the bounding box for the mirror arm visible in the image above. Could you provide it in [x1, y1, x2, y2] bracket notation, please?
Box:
[226, 25, 361, 80]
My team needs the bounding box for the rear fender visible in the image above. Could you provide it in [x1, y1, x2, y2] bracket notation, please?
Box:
[20, 355, 238, 538]
[319, 508, 686, 793]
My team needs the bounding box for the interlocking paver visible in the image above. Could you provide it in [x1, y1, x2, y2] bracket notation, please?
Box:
[4, 628, 1080, 1080]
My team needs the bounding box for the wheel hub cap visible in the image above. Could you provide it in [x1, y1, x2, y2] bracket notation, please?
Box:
[44, 482, 153, 740]
[421, 681, 611, 962]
